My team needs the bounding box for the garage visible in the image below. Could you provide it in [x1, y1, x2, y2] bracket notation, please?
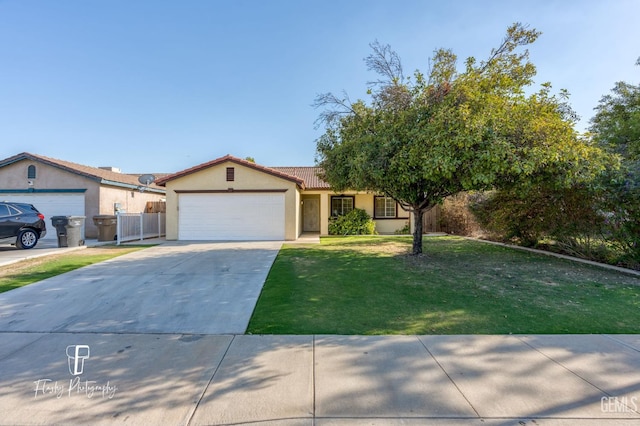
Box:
[178, 192, 285, 241]
[2, 193, 85, 240]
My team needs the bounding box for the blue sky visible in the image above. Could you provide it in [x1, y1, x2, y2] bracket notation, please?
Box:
[1, 1, 638, 174]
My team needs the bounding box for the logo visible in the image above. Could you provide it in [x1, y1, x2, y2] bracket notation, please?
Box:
[66, 345, 90, 376]
[33, 344, 118, 399]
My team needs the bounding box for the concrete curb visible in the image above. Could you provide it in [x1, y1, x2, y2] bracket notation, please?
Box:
[0, 238, 167, 269]
[0, 245, 88, 268]
[463, 236, 640, 277]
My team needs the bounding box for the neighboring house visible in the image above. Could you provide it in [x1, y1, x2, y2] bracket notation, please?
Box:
[156, 154, 411, 241]
[0, 152, 166, 239]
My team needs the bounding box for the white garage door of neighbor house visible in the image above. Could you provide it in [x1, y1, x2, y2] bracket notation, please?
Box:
[179, 193, 285, 241]
[2, 194, 85, 240]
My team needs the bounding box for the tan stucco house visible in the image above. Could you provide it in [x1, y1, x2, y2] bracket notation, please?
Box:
[156, 154, 411, 241]
[0, 152, 166, 239]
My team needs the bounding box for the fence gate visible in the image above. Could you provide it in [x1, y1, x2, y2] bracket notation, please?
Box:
[116, 212, 166, 244]
[422, 205, 443, 233]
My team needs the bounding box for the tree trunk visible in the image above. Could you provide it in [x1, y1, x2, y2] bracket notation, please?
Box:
[412, 208, 425, 255]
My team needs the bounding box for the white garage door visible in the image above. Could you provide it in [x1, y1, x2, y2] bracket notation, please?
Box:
[179, 193, 285, 241]
[2, 194, 85, 240]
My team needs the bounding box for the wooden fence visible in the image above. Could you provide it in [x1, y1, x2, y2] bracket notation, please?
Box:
[145, 201, 166, 213]
[422, 205, 444, 233]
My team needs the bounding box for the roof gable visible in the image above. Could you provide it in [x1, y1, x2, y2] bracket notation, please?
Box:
[155, 155, 306, 188]
[0, 152, 165, 193]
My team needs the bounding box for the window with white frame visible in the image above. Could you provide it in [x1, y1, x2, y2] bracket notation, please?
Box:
[331, 196, 354, 217]
[374, 196, 396, 218]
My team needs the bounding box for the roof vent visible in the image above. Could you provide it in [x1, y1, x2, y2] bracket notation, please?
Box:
[99, 166, 121, 173]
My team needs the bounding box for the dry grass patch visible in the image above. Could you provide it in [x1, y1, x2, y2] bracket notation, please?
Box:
[355, 240, 410, 256]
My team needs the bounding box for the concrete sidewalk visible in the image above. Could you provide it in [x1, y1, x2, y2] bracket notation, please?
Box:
[0, 333, 639, 425]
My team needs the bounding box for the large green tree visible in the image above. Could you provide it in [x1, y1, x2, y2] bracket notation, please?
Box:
[590, 61, 640, 263]
[315, 23, 601, 254]
[590, 61, 640, 163]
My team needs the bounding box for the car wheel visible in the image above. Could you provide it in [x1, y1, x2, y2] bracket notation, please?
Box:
[16, 229, 38, 249]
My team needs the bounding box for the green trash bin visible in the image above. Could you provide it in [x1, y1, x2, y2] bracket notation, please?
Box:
[93, 215, 118, 241]
[51, 216, 86, 248]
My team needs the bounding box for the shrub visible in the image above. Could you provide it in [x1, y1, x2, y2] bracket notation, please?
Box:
[440, 192, 485, 237]
[598, 169, 640, 269]
[470, 185, 606, 248]
[328, 208, 376, 235]
[394, 221, 411, 235]
[454, 176, 638, 270]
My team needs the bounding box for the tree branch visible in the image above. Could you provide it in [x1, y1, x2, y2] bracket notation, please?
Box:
[312, 91, 356, 128]
[478, 22, 540, 74]
[365, 40, 404, 86]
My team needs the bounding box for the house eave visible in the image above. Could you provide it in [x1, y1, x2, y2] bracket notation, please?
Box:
[100, 179, 166, 194]
[155, 155, 305, 190]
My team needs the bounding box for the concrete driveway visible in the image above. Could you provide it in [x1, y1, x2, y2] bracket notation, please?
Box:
[0, 241, 281, 334]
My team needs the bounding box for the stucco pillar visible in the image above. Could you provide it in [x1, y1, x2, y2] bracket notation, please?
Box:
[320, 193, 329, 235]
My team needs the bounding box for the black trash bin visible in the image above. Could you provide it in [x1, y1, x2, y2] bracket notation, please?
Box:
[93, 215, 118, 241]
[51, 216, 86, 248]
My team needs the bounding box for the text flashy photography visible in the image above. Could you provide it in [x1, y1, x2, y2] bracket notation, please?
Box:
[34, 378, 118, 399]
[601, 396, 639, 413]
[32, 344, 119, 400]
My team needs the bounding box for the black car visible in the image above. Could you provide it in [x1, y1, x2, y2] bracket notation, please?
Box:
[0, 202, 47, 249]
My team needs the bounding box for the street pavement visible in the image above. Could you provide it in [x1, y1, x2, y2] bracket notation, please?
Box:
[0, 238, 89, 267]
[0, 240, 639, 424]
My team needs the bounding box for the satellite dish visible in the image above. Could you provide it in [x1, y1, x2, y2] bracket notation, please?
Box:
[138, 174, 156, 186]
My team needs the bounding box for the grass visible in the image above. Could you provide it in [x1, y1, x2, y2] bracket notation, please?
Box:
[247, 236, 640, 335]
[0, 245, 151, 294]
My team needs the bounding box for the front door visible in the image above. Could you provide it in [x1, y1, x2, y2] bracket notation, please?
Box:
[302, 198, 320, 232]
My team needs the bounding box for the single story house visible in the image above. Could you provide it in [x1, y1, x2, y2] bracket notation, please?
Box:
[155, 154, 411, 241]
[0, 152, 166, 239]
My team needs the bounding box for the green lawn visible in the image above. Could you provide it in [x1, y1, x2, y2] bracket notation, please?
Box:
[0, 245, 150, 294]
[247, 236, 640, 334]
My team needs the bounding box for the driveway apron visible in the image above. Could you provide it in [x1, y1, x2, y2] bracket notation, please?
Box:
[0, 241, 282, 335]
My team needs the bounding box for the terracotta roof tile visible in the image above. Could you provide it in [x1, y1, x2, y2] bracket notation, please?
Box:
[270, 166, 329, 189]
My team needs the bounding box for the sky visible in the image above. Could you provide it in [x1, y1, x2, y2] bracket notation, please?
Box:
[0, 0, 639, 174]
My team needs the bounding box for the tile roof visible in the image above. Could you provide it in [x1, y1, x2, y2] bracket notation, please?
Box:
[270, 166, 329, 189]
[0, 153, 331, 192]
[155, 155, 307, 188]
[0, 152, 166, 192]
